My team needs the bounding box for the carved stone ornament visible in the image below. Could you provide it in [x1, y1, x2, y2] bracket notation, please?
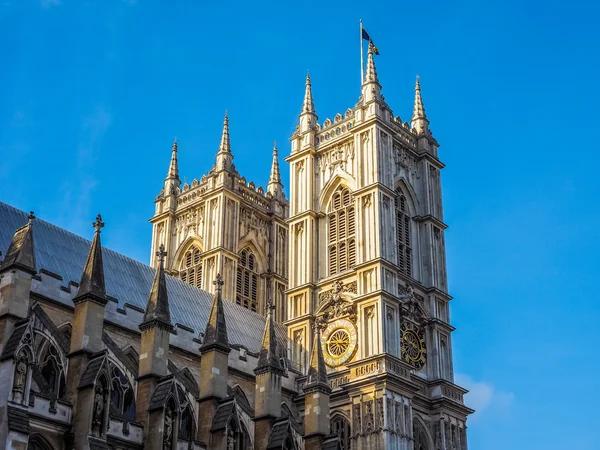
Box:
[164, 406, 174, 450]
[12, 355, 28, 404]
[91, 383, 106, 437]
[399, 284, 428, 326]
[353, 403, 362, 437]
[364, 400, 374, 435]
[376, 398, 384, 431]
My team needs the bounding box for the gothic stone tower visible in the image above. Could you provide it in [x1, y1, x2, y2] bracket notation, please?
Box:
[149, 114, 289, 319]
[286, 45, 472, 450]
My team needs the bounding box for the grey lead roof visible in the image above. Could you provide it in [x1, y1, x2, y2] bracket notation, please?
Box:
[0, 201, 287, 354]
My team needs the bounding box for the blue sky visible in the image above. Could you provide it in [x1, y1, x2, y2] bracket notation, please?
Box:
[1, 1, 599, 448]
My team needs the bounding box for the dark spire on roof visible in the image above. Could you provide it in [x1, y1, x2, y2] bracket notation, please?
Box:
[73, 214, 106, 305]
[255, 298, 283, 375]
[200, 274, 230, 353]
[140, 244, 173, 331]
[0, 211, 37, 275]
[305, 322, 330, 392]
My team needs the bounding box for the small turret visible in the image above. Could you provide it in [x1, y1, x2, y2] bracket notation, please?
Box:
[304, 323, 332, 450]
[254, 299, 284, 450]
[135, 244, 173, 430]
[197, 274, 231, 444]
[0, 211, 36, 276]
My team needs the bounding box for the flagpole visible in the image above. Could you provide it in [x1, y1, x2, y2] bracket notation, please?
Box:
[360, 19, 364, 85]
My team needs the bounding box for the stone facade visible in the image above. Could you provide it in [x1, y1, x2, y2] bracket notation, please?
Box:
[0, 42, 472, 450]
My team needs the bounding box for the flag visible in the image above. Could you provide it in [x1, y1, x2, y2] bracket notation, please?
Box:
[361, 27, 380, 55]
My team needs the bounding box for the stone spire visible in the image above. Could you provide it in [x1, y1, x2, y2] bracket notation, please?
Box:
[73, 214, 106, 305]
[305, 324, 330, 391]
[215, 112, 234, 171]
[361, 42, 382, 104]
[165, 138, 180, 182]
[303, 322, 332, 450]
[364, 42, 379, 85]
[267, 142, 283, 197]
[140, 244, 172, 331]
[255, 299, 283, 374]
[298, 74, 317, 134]
[411, 76, 430, 134]
[302, 73, 315, 115]
[200, 274, 230, 353]
[0, 211, 36, 275]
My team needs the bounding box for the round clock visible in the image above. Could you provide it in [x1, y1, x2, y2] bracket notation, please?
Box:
[321, 318, 358, 367]
[401, 325, 426, 369]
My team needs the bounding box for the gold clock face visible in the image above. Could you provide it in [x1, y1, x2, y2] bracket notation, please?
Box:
[321, 319, 358, 367]
[401, 325, 426, 369]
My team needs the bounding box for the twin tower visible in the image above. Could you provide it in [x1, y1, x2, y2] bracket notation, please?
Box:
[150, 43, 471, 450]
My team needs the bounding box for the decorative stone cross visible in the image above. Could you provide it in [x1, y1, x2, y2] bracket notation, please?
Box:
[266, 297, 275, 313]
[213, 273, 224, 292]
[156, 244, 167, 266]
[92, 214, 105, 233]
[27, 211, 36, 224]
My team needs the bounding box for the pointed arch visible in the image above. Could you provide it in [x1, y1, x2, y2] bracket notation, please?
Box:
[324, 184, 356, 276]
[330, 411, 351, 450]
[172, 236, 203, 268]
[174, 236, 204, 289]
[394, 179, 421, 279]
[27, 433, 55, 450]
[394, 177, 420, 216]
[236, 243, 265, 313]
[237, 234, 267, 274]
[413, 415, 434, 450]
[318, 171, 357, 213]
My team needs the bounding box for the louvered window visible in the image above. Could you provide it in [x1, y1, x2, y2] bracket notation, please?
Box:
[328, 186, 356, 275]
[236, 248, 259, 312]
[180, 246, 203, 288]
[395, 191, 412, 276]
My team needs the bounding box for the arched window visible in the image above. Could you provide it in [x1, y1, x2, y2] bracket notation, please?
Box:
[331, 414, 351, 450]
[40, 342, 66, 399]
[109, 364, 135, 422]
[180, 245, 202, 288]
[328, 186, 356, 275]
[227, 419, 250, 450]
[413, 419, 431, 450]
[236, 247, 259, 312]
[27, 434, 55, 450]
[179, 405, 194, 441]
[395, 190, 412, 276]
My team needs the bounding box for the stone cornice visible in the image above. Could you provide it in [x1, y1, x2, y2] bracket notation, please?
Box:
[412, 214, 448, 230]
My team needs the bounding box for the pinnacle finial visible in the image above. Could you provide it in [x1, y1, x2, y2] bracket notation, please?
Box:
[305, 318, 329, 390]
[218, 112, 231, 154]
[74, 214, 106, 304]
[255, 294, 283, 374]
[213, 273, 224, 292]
[268, 141, 282, 190]
[156, 244, 167, 267]
[166, 138, 180, 182]
[28, 211, 35, 224]
[364, 42, 379, 84]
[411, 75, 429, 132]
[302, 73, 315, 115]
[92, 214, 104, 234]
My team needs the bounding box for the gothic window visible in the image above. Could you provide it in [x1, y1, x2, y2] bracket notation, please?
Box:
[109, 365, 135, 421]
[413, 419, 431, 450]
[331, 414, 351, 450]
[179, 406, 194, 442]
[395, 190, 412, 277]
[40, 343, 66, 399]
[236, 247, 259, 312]
[180, 245, 202, 288]
[27, 434, 55, 450]
[328, 186, 356, 275]
[226, 419, 249, 450]
[59, 324, 72, 344]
